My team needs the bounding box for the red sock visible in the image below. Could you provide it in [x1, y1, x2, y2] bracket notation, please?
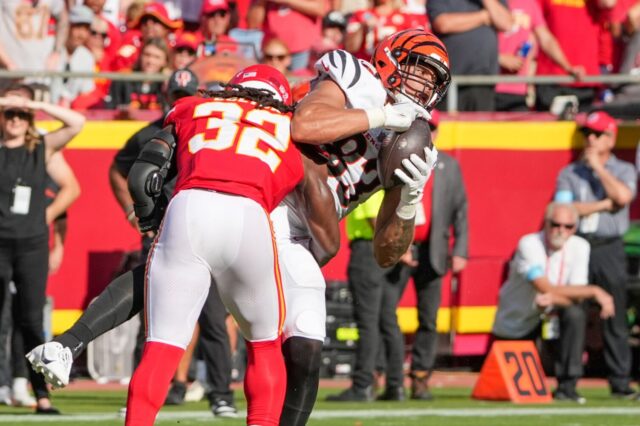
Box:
[244, 338, 287, 426]
[125, 341, 184, 426]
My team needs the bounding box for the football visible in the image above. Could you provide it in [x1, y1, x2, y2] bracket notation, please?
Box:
[377, 118, 433, 189]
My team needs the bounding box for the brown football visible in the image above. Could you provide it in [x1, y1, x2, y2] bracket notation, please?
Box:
[377, 118, 433, 189]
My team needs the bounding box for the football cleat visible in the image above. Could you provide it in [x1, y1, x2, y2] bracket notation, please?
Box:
[210, 397, 238, 418]
[26, 342, 73, 389]
[11, 378, 36, 407]
[184, 380, 206, 402]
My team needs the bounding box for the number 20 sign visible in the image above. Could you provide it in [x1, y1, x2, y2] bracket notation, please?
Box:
[472, 341, 552, 403]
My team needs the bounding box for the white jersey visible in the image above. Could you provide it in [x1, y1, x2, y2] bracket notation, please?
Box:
[314, 49, 390, 219]
[275, 50, 390, 244]
[270, 50, 390, 342]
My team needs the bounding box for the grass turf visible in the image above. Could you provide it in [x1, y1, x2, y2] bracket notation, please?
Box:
[0, 387, 639, 425]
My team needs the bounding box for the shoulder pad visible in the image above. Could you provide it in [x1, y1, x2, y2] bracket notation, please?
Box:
[314, 50, 387, 109]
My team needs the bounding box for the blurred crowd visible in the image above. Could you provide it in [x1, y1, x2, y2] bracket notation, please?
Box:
[3, 0, 640, 114]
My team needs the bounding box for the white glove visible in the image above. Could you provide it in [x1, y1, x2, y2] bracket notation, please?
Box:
[393, 146, 438, 220]
[394, 93, 431, 122]
[365, 101, 421, 132]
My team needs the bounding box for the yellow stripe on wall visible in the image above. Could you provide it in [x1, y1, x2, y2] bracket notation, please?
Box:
[437, 122, 640, 151]
[52, 309, 83, 335]
[452, 306, 497, 334]
[37, 121, 148, 149]
[38, 120, 640, 151]
[437, 122, 579, 150]
[397, 307, 451, 334]
[53, 306, 493, 337]
[397, 306, 497, 335]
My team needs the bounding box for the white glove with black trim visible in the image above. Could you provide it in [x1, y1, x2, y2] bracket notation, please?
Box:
[365, 101, 422, 132]
[393, 146, 438, 220]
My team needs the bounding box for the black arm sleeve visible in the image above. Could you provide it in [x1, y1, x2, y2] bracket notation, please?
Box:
[127, 126, 176, 231]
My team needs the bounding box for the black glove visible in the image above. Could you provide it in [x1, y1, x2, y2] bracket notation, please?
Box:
[137, 193, 168, 233]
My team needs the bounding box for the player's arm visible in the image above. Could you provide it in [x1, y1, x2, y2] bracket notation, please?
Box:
[291, 79, 371, 145]
[292, 78, 418, 144]
[109, 163, 136, 225]
[373, 147, 438, 267]
[45, 151, 81, 225]
[277, 0, 328, 18]
[296, 156, 340, 265]
[49, 215, 67, 274]
[372, 186, 415, 267]
[128, 125, 176, 232]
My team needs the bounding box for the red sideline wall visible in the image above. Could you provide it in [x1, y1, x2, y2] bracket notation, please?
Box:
[42, 119, 640, 341]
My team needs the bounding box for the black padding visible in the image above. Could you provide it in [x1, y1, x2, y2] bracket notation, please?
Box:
[152, 128, 176, 149]
[137, 150, 167, 167]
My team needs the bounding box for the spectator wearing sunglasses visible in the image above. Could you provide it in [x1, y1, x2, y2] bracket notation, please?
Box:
[198, 0, 239, 57]
[0, 83, 84, 414]
[83, 0, 123, 63]
[260, 39, 292, 73]
[492, 201, 615, 404]
[554, 111, 638, 399]
[49, 5, 96, 108]
[248, 0, 329, 71]
[112, 2, 182, 71]
[172, 33, 199, 70]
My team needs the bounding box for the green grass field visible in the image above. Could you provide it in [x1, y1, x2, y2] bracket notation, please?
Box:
[1, 387, 640, 425]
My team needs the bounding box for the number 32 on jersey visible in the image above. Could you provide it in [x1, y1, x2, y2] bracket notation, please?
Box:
[188, 101, 291, 173]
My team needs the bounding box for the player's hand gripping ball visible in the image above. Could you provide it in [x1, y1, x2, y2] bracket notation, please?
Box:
[377, 118, 433, 189]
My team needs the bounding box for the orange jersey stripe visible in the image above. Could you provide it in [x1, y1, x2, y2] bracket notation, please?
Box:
[265, 207, 286, 335]
[142, 217, 167, 338]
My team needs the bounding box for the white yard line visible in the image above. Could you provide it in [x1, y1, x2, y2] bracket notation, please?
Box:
[2, 407, 640, 422]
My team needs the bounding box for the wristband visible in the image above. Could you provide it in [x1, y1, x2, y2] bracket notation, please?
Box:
[364, 107, 385, 130]
[395, 201, 416, 221]
[125, 205, 136, 221]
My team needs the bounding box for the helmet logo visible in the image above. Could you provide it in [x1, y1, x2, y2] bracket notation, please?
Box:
[174, 70, 192, 88]
[383, 46, 398, 67]
[278, 84, 290, 103]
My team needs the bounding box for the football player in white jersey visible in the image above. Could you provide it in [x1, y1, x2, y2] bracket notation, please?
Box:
[279, 29, 451, 424]
[27, 29, 451, 426]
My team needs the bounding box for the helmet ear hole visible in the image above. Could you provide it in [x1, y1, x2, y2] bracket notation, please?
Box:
[387, 74, 400, 88]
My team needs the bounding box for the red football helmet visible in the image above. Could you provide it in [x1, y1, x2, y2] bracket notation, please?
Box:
[228, 64, 293, 105]
[372, 29, 450, 111]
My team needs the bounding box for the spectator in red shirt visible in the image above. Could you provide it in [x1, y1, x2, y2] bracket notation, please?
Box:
[107, 37, 170, 110]
[597, 0, 633, 74]
[496, 0, 584, 112]
[112, 2, 182, 71]
[172, 33, 199, 70]
[198, 0, 239, 57]
[83, 0, 123, 62]
[248, 0, 329, 71]
[535, 0, 612, 112]
[345, 0, 412, 60]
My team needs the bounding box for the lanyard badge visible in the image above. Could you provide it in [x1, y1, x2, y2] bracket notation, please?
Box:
[11, 183, 32, 215]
